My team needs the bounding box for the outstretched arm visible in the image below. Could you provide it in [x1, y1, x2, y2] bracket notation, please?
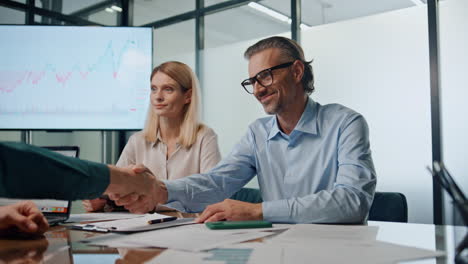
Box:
[0, 142, 158, 202]
[114, 128, 258, 214]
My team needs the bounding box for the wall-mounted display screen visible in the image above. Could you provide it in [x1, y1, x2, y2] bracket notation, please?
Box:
[0, 25, 152, 130]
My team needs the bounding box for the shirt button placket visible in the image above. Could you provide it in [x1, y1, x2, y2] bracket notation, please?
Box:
[162, 143, 168, 180]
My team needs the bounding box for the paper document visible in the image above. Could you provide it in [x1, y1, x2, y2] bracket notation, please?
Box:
[145, 240, 444, 264]
[65, 212, 144, 223]
[145, 250, 210, 264]
[87, 223, 275, 251]
[271, 224, 379, 243]
[73, 213, 194, 233]
[280, 240, 445, 264]
[145, 243, 283, 264]
[268, 224, 444, 264]
[164, 241, 443, 264]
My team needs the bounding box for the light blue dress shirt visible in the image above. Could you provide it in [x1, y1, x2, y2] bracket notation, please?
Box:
[165, 98, 376, 223]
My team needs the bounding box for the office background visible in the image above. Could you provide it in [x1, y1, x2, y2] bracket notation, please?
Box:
[0, 0, 466, 226]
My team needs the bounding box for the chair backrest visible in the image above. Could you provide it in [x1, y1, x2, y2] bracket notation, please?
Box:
[230, 188, 263, 203]
[369, 192, 408, 223]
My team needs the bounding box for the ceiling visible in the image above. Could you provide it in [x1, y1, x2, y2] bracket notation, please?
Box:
[132, 0, 424, 49]
[1, 0, 427, 51]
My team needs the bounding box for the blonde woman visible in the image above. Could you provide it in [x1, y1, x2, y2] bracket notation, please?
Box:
[83, 61, 221, 213]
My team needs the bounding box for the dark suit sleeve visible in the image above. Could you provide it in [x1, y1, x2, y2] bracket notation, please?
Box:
[0, 142, 109, 200]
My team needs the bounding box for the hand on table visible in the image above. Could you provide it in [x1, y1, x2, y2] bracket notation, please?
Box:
[195, 199, 263, 223]
[0, 201, 49, 236]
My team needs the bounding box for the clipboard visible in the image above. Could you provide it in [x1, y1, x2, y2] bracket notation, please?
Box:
[71, 214, 195, 233]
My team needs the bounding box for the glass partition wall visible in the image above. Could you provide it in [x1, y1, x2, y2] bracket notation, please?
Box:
[0, 0, 461, 225]
[438, 0, 468, 227]
[301, 4, 432, 224]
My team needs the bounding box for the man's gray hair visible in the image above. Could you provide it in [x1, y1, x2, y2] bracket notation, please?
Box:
[244, 36, 314, 94]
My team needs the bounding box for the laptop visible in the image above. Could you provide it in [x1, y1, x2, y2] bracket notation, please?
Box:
[0, 146, 79, 225]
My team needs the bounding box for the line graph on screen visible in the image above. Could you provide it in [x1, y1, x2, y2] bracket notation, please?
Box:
[0, 26, 152, 129]
[0, 39, 135, 93]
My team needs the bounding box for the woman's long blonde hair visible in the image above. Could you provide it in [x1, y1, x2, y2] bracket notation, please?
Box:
[143, 61, 203, 148]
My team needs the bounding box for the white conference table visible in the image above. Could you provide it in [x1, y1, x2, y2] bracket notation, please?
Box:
[0, 217, 466, 264]
[368, 221, 466, 264]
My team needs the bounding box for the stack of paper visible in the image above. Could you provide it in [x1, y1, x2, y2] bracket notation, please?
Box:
[142, 224, 445, 264]
[85, 224, 279, 251]
[270, 224, 379, 243]
[145, 243, 282, 264]
[266, 224, 445, 264]
[82, 222, 446, 263]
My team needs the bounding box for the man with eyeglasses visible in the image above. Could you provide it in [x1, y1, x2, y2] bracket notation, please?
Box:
[116, 36, 376, 224]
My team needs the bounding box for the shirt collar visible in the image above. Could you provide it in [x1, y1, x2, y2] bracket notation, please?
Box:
[151, 130, 163, 147]
[152, 130, 181, 148]
[267, 117, 282, 140]
[267, 97, 318, 140]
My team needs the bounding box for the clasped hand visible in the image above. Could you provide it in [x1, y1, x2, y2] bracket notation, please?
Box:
[104, 164, 167, 214]
[103, 165, 263, 219]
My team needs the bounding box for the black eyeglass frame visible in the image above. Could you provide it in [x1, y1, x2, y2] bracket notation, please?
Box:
[241, 61, 295, 94]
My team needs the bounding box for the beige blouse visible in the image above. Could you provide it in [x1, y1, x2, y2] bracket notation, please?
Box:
[116, 126, 222, 180]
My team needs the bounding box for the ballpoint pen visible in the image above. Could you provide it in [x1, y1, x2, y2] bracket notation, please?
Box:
[147, 216, 177, 225]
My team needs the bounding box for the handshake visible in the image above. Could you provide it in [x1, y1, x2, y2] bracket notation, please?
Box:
[90, 164, 169, 214]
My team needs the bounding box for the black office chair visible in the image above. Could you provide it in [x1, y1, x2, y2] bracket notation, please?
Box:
[369, 192, 408, 223]
[230, 188, 263, 203]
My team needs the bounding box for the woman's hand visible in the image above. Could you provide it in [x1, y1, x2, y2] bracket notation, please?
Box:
[82, 198, 107, 212]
